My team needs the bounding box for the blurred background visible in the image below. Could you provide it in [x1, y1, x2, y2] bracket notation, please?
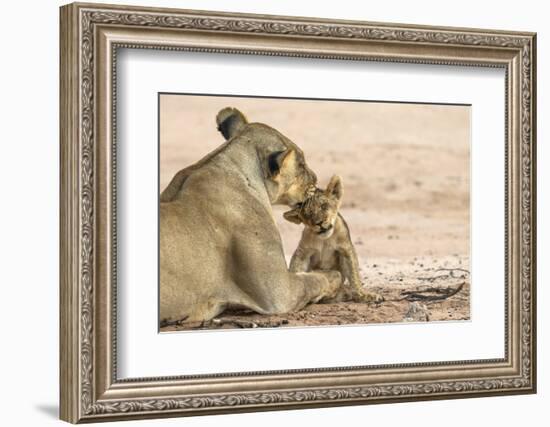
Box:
[160, 94, 470, 264]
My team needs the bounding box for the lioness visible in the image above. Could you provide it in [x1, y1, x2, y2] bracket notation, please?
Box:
[283, 175, 383, 303]
[159, 108, 342, 325]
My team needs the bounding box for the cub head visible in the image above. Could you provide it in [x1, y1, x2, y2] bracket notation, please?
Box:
[216, 107, 317, 206]
[283, 175, 343, 239]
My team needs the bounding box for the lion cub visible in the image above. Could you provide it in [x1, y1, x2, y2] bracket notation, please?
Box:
[284, 175, 383, 303]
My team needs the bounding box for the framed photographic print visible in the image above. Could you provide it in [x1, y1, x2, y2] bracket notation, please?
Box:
[59, 2, 537, 423]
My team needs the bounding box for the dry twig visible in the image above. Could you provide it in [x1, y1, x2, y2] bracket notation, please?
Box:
[417, 267, 470, 282]
[160, 315, 189, 328]
[400, 282, 465, 302]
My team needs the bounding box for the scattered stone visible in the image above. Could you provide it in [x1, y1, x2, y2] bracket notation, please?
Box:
[403, 302, 430, 322]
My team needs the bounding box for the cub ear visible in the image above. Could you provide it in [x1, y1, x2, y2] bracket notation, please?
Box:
[326, 175, 343, 201]
[216, 107, 248, 140]
[283, 208, 303, 224]
[267, 149, 293, 177]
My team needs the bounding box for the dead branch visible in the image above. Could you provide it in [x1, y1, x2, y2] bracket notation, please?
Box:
[400, 282, 465, 302]
[436, 267, 470, 274]
[198, 318, 258, 329]
[417, 267, 470, 282]
[435, 267, 470, 277]
[194, 317, 290, 329]
[160, 315, 189, 328]
[417, 274, 456, 282]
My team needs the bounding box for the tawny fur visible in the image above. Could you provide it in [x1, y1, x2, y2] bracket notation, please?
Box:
[159, 108, 343, 325]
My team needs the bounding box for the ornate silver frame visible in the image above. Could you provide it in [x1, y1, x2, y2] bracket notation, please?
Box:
[60, 2, 537, 423]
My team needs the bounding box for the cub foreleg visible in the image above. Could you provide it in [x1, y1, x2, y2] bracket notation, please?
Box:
[339, 249, 384, 303]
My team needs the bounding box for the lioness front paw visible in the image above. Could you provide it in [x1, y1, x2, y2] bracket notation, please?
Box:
[353, 290, 384, 304]
[317, 270, 343, 299]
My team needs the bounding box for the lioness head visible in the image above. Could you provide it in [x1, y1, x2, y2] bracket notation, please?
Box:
[283, 175, 343, 239]
[216, 107, 317, 206]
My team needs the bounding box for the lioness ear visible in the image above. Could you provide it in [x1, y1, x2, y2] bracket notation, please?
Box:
[283, 209, 303, 224]
[216, 107, 248, 140]
[326, 175, 343, 201]
[267, 149, 293, 177]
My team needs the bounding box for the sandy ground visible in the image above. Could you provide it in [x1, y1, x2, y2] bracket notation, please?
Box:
[159, 95, 470, 331]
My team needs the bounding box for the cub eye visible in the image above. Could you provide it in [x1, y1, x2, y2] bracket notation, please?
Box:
[321, 203, 329, 210]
